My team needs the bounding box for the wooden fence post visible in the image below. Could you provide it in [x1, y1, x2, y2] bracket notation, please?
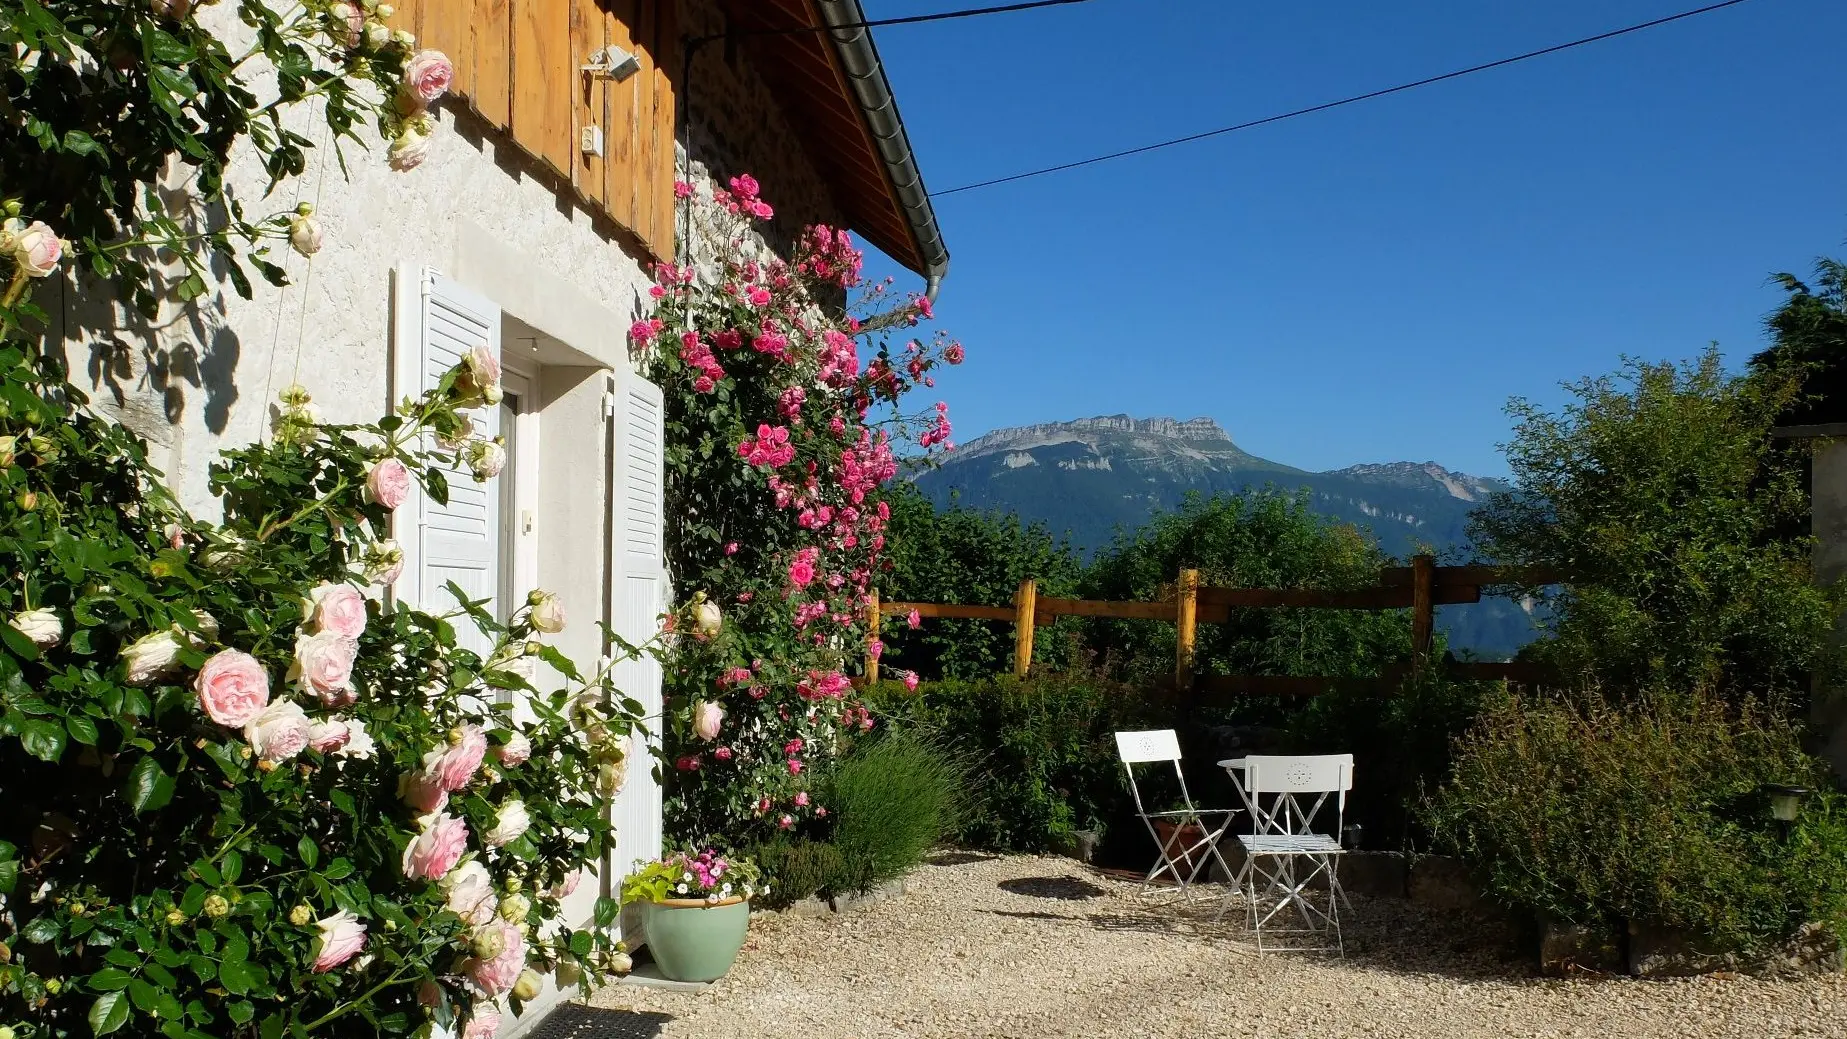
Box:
[865, 588, 881, 685]
[1175, 568, 1199, 692]
[1410, 553, 1434, 675]
[1013, 578, 1037, 678]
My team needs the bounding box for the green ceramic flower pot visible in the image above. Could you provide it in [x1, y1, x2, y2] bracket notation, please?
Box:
[639, 897, 751, 983]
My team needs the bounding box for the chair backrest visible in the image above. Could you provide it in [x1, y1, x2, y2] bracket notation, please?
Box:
[1240, 754, 1353, 794]
[1115, 729, 1181, 764]
[1234, 754, 1354, 838]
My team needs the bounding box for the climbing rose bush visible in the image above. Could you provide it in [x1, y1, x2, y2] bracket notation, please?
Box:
[0, 6, 646, 1037]
[639, 176, 963, 844]
[0, 314, 658, 1037]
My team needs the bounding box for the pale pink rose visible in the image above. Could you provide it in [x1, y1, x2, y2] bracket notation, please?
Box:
[304, 582, 368, 640]
[12, 221, 63, 278]
[292, 631, 357, 706]
[462, 1006, 502, 1039]
[328, 3, 362, 48]
[427, 724, 487, 791]
[549, 868, 584, 899]
[388, 128, 431, 171]
[401, 812, 469, 881]
[244, 699, 311, 762]
[308, 718, 351, 753]
[312, 910, 367, 972]
[492, 731, 531, 766]
[484, 800, 529, 847]
[403, 49, 455, 105]
[692, 700, 724, 742]
[194, 649, 271, 728]
[464, 919, 525, 996]
[365, 458, 412, 510]
[461, 343, 500, 393]
[442, 860, 499, 926]
[398, 769, 449, 814]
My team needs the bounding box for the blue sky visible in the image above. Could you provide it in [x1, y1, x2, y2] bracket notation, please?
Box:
[851, 0, 1847, 477]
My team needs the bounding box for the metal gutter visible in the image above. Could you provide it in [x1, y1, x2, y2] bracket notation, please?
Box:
[813, 0, 951, 301]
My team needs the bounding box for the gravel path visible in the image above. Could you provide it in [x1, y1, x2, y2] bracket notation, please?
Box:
[586, 853, 1847, 1038]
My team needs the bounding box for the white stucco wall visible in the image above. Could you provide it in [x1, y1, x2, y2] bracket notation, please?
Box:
[53, 8, 657, 517]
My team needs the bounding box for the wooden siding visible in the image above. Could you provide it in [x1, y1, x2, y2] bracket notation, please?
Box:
[392, 0, 679, 260]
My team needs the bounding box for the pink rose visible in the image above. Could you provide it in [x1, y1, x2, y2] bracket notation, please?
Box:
[462, 1007, 502, 1039]
[464, 919, 525, 996]
[714, 746, 733, 762]
[398, 769, 449, 814]
[401, 812, 469, 881]
[292, 631, 357, 706]
[403, 49, 455, 105]
[305, 582, 368, 640]
[903, 670, 920, 692]
[692, 700, 723, 742]
[328, 3, 362, 48]
[244, 699, 311, 762]
[426, 725, 487, 791]
[907, 610, 921, 629]
[308, 718, 351, 753]
[366, 458, 412, 510]
[492, 731, 531, 766]
[195, 650, 271, 728]
[312, 910, 367, 972]
[794, 791, 809, 807]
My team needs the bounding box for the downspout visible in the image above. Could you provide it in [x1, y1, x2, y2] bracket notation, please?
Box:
[814, 0, 951, 301]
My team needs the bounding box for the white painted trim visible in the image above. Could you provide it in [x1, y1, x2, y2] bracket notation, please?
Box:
[452, 220, 637, 374]
[500, 366, 541, 614]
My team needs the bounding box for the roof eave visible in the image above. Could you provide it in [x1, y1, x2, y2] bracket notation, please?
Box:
[812, 0, 951, 299]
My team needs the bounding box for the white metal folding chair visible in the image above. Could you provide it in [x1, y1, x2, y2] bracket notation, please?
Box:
[1115, 730, 1239, 899]
[1218, 754, 1353, 954]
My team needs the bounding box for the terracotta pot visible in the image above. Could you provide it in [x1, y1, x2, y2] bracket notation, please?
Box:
[1152, 819, 1209, 874]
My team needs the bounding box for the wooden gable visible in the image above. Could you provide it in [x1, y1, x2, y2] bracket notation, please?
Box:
[390, 0, 681, 261]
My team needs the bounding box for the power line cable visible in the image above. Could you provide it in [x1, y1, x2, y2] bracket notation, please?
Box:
[934, 0, 1760, 196]
[690, 0, 1096, 45]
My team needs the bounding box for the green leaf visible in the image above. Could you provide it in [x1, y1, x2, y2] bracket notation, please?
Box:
[61, 129, 105, 158]
[226, 1001, 255, 1026]
[87, 968, 134, 992]
[0, 858, 16, 895]
[568, 929, 592, 957]
[0, 622, 40, 659]
[297, 835, 318, 869]
[126, 756, 176, 813]
[20, 718, 63, 761]
[65, 712, 99, 745]
[216, 959, 262, 996]
[90, 991, 130, 1036]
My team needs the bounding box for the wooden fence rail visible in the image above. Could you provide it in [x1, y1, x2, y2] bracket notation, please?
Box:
[866, 556, 1564, 694]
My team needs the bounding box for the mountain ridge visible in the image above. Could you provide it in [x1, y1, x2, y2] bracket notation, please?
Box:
[913, 414, 1535, 657]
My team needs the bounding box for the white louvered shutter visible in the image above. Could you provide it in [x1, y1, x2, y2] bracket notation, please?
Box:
[390, 268, 503, 655]
[608, 370, 666, 921]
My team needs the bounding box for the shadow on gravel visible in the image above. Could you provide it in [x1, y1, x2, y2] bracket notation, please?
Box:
[532, 1005, 674, 1039]
[926, 850, 1002, 866]
[998, 876, 1109, 900]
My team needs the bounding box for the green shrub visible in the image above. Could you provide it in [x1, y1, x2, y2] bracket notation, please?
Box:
[866, 671, 1169, 852]
[1423, 692, 1847, 949]
[749, 838, 846, 909]
[1288, 671, 1498, 848]
[827, 734, 963, 889]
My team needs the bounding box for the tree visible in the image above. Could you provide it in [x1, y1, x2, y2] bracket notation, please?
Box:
[1470, 347, 1839, 703]
[1083, 492, 1414, 693]
[877, 482, 1084, 681]
[1749, 256, 1847, 428]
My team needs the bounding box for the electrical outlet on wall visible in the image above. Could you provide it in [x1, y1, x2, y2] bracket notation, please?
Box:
[580, 125, 605, 158]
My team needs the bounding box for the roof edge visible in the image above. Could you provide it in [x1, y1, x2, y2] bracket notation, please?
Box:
[813, 0, 950, 299]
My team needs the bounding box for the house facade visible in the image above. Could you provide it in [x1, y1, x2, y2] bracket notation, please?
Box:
[51, 0, 945, 1025]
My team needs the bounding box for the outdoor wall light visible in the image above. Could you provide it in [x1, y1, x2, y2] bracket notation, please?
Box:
[582, 46, 643, 83]
[1762, 784, 1809, 826]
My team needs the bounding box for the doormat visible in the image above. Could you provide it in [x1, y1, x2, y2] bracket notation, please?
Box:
[525, 1005, 674, 1039]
